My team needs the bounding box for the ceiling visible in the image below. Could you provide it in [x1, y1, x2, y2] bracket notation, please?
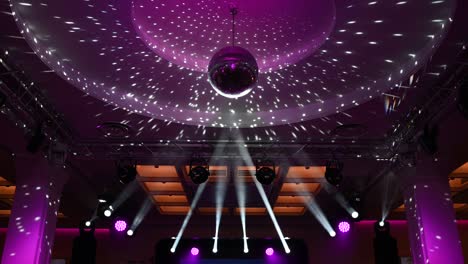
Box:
[0, 0, 467, 232]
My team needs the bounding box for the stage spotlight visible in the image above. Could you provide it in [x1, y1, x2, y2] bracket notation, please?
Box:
[244, 248, 249, 254]
[117, 163, 137, 185]
[191, 247, 199, 256]
[265, 247, 274, 256]
[98, 202, 114, 218]
[104, 208, 112, 217]
[114, 219, 128, 232]
[375, 220, 390, 233]
[126, 229, 134, 236]
[329, 231, 337, 237]
[255, 159, 276, 185]
[189, 158, 210, 184]
[338, 221, 351, 233]
[85, 221, 92, 227]
[325, 159, 343, 186]
[351, 211, 359, 219]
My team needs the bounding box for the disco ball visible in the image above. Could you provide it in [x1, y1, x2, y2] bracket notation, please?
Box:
[208, 46, 258, 98]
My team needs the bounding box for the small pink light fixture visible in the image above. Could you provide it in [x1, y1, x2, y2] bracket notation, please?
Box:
[114, 220, 127, 232]
[265, 247, 274, 256]
[338, 221, 351, 233]
[191, 247, 199, 256]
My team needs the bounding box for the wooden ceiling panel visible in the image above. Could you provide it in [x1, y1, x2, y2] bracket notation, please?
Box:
[235, 207, 267, 215]
[276, 195, 311, 205]
[198, 207, 229, 215]
[279, 183, 320, 194]
[453, 162, 468, 175]
[273, 206, 305, 215]
[286, 166, 326, 179]
[137, 165, 178, 178]
[0, 186, 15, 197]
[153, 195, 188, 204]
[144, 182, 184, 192]
[159, 206, 191, 215]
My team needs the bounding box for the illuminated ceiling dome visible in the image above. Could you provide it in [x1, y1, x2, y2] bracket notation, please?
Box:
[9, 0, 456, 127]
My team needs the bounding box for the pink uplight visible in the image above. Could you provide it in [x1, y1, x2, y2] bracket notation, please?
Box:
[266, 247, 274, 256]
[114, 220, 127, 232]
[338, 221, 351, 233]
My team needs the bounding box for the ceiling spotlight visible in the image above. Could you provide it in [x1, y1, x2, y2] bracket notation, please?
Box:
[255, 159, 276, 185]
[117, 162, 137, 185]
[375, 220, 390, 234]
[208, 6, 258, 98]
[127, 229, 134, 236]
[325, 158, 343, 186]
[104, 208, 112, 218]
[189, 157, 210, 184]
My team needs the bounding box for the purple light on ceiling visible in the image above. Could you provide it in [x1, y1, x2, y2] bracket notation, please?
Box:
[114, 220, 127, 232]
[190, 247, 199, 256]
[338, 221, 350, 233]
[265, 247, 274, 256]
[133, 0, 336, 73]
[9, 0, 456, 127]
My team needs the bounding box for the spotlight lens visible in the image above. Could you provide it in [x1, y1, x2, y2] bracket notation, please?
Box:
[212, 248, 217, 254]
[127, 229, 134, 236]
[265, 247, 274, 256]
[191, 247, 199, 256]
[244, 248, 249, 253]
[329, 231, 336, 237]
[379, 221, 385, 227]
[104, 209, 112, 217]
[352, 211, 359, 219]
[338, 221, 351, 233]
[114, 220, 127, 232]
[85, 221, 91, 227]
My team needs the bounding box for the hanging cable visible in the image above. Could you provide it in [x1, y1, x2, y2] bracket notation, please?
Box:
[229, 6, 238, 46]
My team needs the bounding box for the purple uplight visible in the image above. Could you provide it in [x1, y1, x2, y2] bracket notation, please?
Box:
[114, 220, 127, 232]
[191, 247, 199, 256]
[265, 247, 274, 256]
[338, 221, 351, 233]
